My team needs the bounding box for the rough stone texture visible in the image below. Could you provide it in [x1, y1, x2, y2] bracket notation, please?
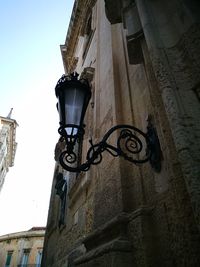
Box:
[74, 213, 133, 266]
[42, 1, 200, 267]
[136, 0, 200, 228]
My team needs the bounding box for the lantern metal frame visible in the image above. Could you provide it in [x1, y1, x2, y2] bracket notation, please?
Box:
[55, 73, 162, 173]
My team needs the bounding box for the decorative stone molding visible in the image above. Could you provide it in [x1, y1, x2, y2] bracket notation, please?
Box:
[61, 0, 97, 73]
[80, 67, 95, 82]
[74, 208, 153, 266]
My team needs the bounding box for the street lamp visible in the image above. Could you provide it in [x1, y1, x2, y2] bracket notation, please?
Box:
[55, 73, 162, 173]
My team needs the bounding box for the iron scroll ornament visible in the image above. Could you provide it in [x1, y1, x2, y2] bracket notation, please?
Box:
[58, 123, 162, 173]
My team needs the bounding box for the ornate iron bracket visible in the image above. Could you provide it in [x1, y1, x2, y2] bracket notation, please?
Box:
[59, 122, 162, 173]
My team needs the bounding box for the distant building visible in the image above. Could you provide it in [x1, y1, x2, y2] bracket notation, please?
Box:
[0, 109, 18, 192]
[0, 227, 45, 267]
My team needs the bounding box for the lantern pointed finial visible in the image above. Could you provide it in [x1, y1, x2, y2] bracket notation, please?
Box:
[70, 72, 79, 80]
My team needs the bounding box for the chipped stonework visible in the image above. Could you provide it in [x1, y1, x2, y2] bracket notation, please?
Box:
[149, 24, 200, 228]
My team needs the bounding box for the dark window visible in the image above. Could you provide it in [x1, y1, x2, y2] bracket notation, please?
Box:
[83, 14, 94, 60]
[55, 173, 68, 227]
[5, 251, 13, 267]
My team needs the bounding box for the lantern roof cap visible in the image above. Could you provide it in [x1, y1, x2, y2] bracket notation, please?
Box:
[55, 72, 90, 97]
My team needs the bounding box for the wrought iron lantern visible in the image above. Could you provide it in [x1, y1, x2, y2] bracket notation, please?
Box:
[55, 73, 162, 173]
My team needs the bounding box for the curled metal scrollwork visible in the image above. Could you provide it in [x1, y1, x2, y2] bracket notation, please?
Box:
[59, 123, 162, 173]
[61, 151, 77, 164]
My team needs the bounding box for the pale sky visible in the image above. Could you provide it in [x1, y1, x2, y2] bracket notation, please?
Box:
[0, 0, 74, 235]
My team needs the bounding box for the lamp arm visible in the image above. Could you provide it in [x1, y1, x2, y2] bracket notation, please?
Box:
[59, 124, 162, 173]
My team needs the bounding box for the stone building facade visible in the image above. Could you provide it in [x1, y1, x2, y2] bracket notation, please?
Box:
[42, 0, 200, 266]
[0, 227, 45, 267]
[0, 110, 18, 192]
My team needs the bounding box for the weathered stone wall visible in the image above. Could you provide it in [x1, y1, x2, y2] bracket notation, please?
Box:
[43, 0, 200, 266]
[135, 0, 200, 228]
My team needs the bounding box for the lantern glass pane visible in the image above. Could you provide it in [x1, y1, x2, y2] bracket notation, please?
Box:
[61, 86, 87, 138]
[64, 87, 85, 125]
[65, 126, 78, 136]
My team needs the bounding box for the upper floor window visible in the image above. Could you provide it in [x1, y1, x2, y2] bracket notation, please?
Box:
[5, 251, 13, 267]
[36, 250, 43, 267]
[21, 249, 30, 266]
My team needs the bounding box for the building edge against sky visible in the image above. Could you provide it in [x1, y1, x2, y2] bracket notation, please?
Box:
[0, 109, 18, 193]
[42, 0, 200, 266]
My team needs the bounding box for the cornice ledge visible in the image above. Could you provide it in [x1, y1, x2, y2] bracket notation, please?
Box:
[80, 206, 153, 248]
[61, 0, 97, 73]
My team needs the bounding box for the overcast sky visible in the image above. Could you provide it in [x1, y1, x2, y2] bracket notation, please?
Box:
[0, 0, 74, 235]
